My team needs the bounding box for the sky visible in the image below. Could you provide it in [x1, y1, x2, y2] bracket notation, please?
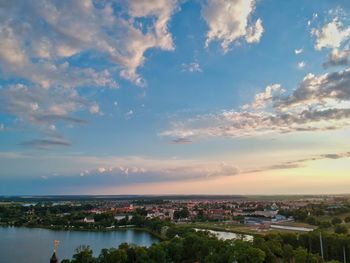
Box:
[1, 0, 350, 195]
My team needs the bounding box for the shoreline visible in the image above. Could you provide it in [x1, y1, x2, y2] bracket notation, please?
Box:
[0, 224, 164, 240]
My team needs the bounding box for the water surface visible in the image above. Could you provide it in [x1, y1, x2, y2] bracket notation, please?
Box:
[0, 226, 158, 263]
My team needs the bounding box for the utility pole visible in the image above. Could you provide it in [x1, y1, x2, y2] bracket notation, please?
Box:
[319, 232, 324, 260]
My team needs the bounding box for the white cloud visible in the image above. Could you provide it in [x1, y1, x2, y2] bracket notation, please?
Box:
[312, 18, 350, 50]
[201, 0, 263, 52]
[182, 62, 202, 73]
[242, 84, 285, 110]
[0, 124, 4, 131]
[323, 48, 349, 68]
[161, 67, 350, 139]
[294, 48, 303, 55]
[245, 18, 264, 43]
[312, 11, 350, 69]
[0, 1, 181, 145]
[98, 167, 107, 173]
[0, 0, 179, 87]
[127, 0, 178, 51]
[0, 84, 87, 134]
[3, 151, 349, 187]
[78, 157, 240, 182]
[297, 61, 306, 69]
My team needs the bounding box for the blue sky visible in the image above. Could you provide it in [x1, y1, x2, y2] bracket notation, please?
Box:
[1, 0, 350, 195]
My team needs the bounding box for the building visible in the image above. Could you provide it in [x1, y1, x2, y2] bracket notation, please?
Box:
[50, 252, 59, 263]
[83, 217, 95, 223]
[50, 240, 60, 263]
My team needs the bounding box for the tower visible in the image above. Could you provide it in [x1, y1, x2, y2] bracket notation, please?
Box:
[50, 252, 59, 263]
[50, 240, 60, 263]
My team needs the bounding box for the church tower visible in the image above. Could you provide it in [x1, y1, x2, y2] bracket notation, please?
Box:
[50, 240, 60, 263]
[50, 252, 59, 263]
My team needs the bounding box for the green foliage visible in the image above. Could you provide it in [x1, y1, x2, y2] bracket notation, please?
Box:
[319, 221, 332, 229]
[294, 247, 308, 263]
[71, 245, 96, 263]
[331, 217, 342, 225]
[173, 207, 189, 220]
[62, 229, 350, 263]
[306, 216, 318, 225]
[334, 224, 348, 234]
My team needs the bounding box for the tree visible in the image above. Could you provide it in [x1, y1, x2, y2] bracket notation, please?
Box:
[319, 221, 332, 229]
[306, 216, 318, 225]
[167, 238, 184, 262]
[148, 244, 167, 263]
[294, 247, 308, 263]
[344, 216, 350, 223]
[98, 248, 127, 263]
[331, 217, 342, 225]
[174, 207, 189, 220]
[234, 240, 265, 263]
[71, 245, 95, 263]
[282, 244, 294, 263]
[334, 224, 348, 234]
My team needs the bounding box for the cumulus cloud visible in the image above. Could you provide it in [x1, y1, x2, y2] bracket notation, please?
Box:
[161, 67, 350, 140]
[245, 18, 264, 43]
[0, 84, 87, 131]
[0, 0, 179, 87]
[0, 0, 180, 145]
[323, 48, 349, 68]
[312, 18, 350, 50]
[201, 0, 263, 52]
[242, 84, 285, 110]
[277, 68, 350, 107]
[312, 10, 350, 68]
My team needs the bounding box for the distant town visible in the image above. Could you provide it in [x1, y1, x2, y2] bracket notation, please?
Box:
[1, 195, 349, 235]
[1, 195, 350, 262]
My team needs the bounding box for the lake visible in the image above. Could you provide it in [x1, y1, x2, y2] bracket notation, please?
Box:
[0, 226, 159, 263]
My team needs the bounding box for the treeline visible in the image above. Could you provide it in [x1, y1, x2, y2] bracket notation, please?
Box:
[279, 202, 350, 222]
[0, 203, 94, 227]
[62, 227, 350, 263]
